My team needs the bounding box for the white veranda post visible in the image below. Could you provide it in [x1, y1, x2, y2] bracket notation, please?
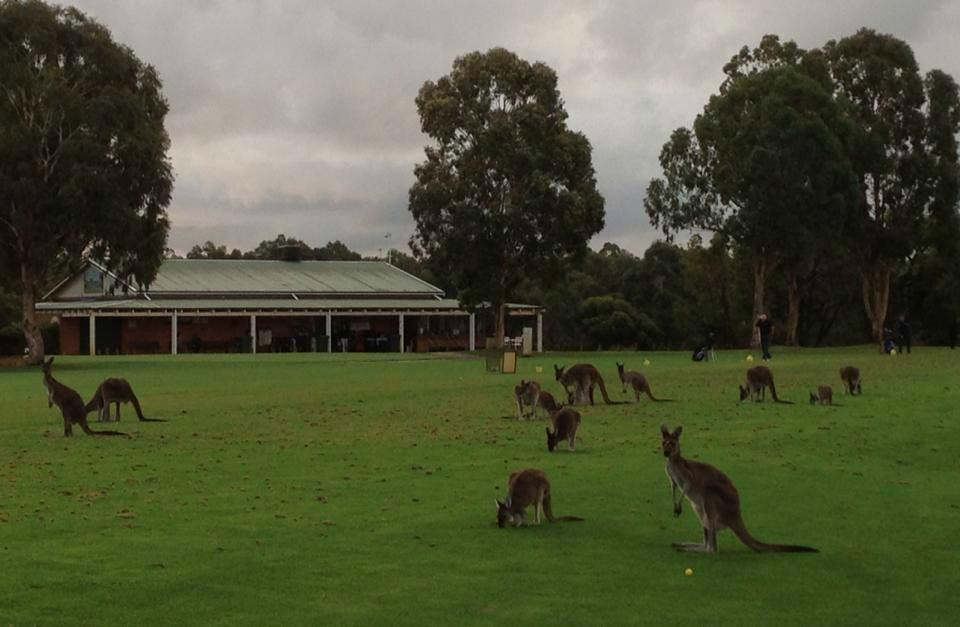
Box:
[399, 313, 405, 353]
[250, 315, 257, 354]
[88, 314, 96, 356]
[537, 312, 543, 353]
[171, 312, 178, 355]
[469, 313, 476, 351]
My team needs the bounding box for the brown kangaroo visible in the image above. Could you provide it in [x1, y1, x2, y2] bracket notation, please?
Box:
[537, 390, 561, 415]
[554, 364, 617, 406]
[660, 424, 817, 553]
[545, 407, 581, 452]
[514, 379, 542, 420]
[738, 365, 792, 403]
[616, 362, 674, 402]
[41, 358, 127, 437]
[495, 468, 584, 528]
[86, 378, 165, 422]
[839, 366, 862, 395]
[809, 385, 834, 405]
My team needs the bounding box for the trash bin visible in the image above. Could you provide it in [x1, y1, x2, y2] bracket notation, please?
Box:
[485, 348, 518, 374]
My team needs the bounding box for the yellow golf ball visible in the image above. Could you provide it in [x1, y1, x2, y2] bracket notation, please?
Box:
[746, 355, 754, 361]
[684, 568, 693, 576]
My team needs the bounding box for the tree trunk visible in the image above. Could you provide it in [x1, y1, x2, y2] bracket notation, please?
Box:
[785, 270, 800, 346]
[860, 265, 892, 348]
[493, 301, 506, 348]
[749, 258, 768, 348]
[21, 262, 45, 365]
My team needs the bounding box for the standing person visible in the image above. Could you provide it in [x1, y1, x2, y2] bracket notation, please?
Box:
[897, 315, 912, 354]
[755, 313, 773, 361]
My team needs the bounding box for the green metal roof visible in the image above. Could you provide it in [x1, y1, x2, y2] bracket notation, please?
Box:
[38, 297, 465, 313]
[139, 259, 443, 296]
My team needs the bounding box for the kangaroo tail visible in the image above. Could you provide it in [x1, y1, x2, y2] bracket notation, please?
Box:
[542, 492, 555, 522]
[646, 388, 676, 402]
[78, 420, 128, 437]
[729, 515, 817, 553]
[131, 394, 165, 422]
[597, 377, 619, 404]
[770, 382, 793, 404]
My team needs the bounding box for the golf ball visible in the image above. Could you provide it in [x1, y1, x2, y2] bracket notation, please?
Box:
[684, 568, 693, 576]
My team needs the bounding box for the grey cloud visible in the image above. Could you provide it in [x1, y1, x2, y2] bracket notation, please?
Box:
[69, 1, 960, 257]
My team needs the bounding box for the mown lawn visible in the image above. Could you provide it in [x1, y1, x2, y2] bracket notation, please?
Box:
[0, 347, 958, 625]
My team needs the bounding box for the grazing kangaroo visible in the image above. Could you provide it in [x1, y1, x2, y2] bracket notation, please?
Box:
[738, 365, 792, 403]
[514, 380, 542, 420]
[809, 385, 834, 405]
[86, 378, 165, 422]
[616, 362, 674, 402]
[839, 366, 862, 395]
[537, 390, 561, 415]
[660, 424, 817, 553]
[554, 364, 617, 406]
[41, 358, 127, 437]
[546, 407, 581, 452]
[495, 468, 584, 528]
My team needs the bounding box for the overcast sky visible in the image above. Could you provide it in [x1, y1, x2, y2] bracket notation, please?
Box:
[69, 0, 960, 257]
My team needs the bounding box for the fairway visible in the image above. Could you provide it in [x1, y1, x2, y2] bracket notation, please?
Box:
[1, 348, 958, 625]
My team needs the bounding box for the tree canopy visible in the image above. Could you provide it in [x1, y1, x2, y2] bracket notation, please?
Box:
[408, 47, 605, 343]
[0, 0, 173, 363]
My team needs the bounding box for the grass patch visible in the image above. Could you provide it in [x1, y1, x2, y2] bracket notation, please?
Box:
[1, 347, 958, 625]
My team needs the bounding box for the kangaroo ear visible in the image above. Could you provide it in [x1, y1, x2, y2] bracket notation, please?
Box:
[545, 428, 551, 436]
[45, 357, 54, 366]
[660, 424, 670, 436]
[504, 496, 512, 507]
[495, 499, 503, 510]
[673, 426, 683, 439]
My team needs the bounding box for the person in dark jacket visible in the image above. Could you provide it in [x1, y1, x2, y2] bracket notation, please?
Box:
[896, 315, 911, 354]
[755, 314, 773, 360]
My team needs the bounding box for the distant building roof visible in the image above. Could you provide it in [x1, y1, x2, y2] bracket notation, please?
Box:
[144, 259, 443, 296]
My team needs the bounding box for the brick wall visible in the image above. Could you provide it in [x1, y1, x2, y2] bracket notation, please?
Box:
[120, 317, 172, 354]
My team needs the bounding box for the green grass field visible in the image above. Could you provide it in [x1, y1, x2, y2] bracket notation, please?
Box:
[1, 347, 958, 625]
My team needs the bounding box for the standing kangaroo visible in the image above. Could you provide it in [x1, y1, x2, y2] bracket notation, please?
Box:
[41, 358, 127, 437]
[616, 362, 674, 402]
[554, 364, 616, 406]
[514, 380, 542, 420]
[660, 424, 817, 553]
[495, 468, 584, 528]
[545, 407, 581, 452]
[839, 366, 862, 395]
[86, 378, 165, 423]
[738, 365, 792, 403]
[809, 385, 834, 405]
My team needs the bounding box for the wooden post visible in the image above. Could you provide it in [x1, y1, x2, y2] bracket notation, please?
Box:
[88, 314, 96, 356]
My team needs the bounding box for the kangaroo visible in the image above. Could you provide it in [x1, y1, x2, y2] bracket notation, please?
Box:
[660, 424, 817, 553]
[514, 379, 542, 420]
[537, 390, 561, 416]
[41, 358, 127, 437]
[738, 365, 792, 404]
[809, 385, 834, 405]
[546, 407, 581, 452]
[616, 362, 674, 402]
[554, 364, 617, 406]
[86, 378, 166, 422]
[839, 366, 862, 395]
[495, 468, 584, 528]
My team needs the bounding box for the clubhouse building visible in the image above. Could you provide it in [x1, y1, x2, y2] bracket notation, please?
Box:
[37, 258, 544, 356]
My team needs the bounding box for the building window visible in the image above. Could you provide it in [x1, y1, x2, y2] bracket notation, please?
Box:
[83, 267, 103, 294]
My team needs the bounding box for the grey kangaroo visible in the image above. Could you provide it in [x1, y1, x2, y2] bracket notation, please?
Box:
[545, 407, 581, 452]
[86, 378, 166, 422]
[616, 362, 674, 402]
[839, 366, 862, 395]
[661, 424, 817, 553]
[738, 365, 792, 404]
[495, 468, 584, 527]
[41, 358, 127, 437]
[809, 385, 834, 405]
[554, 364, 617, 406]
